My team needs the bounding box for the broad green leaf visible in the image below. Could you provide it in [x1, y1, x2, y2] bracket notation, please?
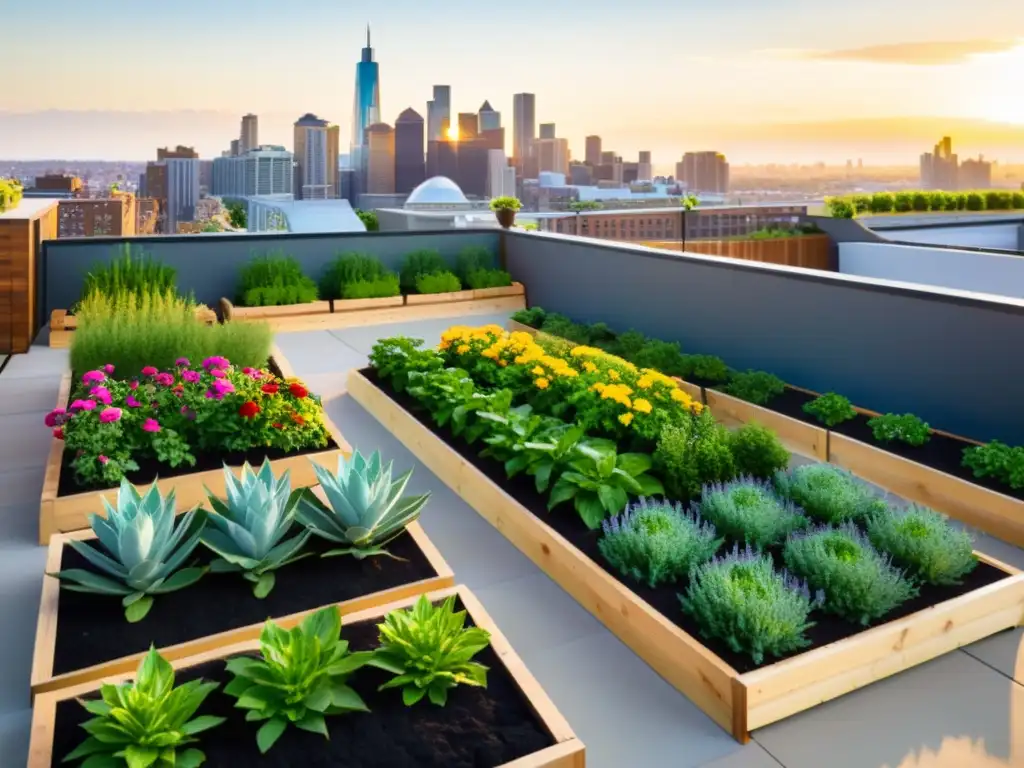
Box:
[597, 485, 628, 515]
[181, 714, 225, 735]
[256, 717, 287, 754]
[294, 711, 329, 738]
[532, 460, 554, 493]
[328, 683, 369, 712]
[635, 474, 665, 497]
[428, 685, 448, 706]
[546, 477, 577, 511]
[124, 596, 154, 623]
[576, 493, 608, 529]
[62, 735, 110, 762]
[616, 452, 653, 477]
[120, 744, 159, 768]
[54, 569, 133, 596]
[402, 685, 428, 706]
[175, 749, 207, 768]
[253, 572, 275, 599]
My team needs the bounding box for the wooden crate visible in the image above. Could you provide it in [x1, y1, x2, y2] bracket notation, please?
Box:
[347, 369, 1024, 741]
[38, 348, 351, 544]
[50, 305, 218, 349]
[27, 585, 586, 768]
[219, 298, 332, 332]
[405, 288, 478, 305]
[30, 519, 454, 698]
[705, 388, 828, 461]
[333, 295, 405, 312]
[0, 201, 58, 354]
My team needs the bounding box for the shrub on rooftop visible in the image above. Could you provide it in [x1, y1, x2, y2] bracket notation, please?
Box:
[399, 249, 451, 292]
[236, 252, 319, 307]
[728, 423, 791, 479]
[321, 252, 398, 301]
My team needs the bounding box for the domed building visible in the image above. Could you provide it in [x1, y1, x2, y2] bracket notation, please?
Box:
[403, 176, 475, 211]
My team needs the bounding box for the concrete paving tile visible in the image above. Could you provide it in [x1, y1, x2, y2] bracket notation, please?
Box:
[0, 546, 46, 715]
[0, 375, 61, 416]
[330, 311, 515, 356]
[0, 709, 31, 768]
[474, 572, 604, 657]
[701, 743, 785, 768]
[754, 650, 1021, 768]
[963, 628, 1024, 685]
[0, 467, 45, 508]
[0, 412, 55, 472]
[0, 346, 68, 380]
[524, 632, 745, 768]
[0, 502, 41, 549]
[273, 331, 366, 376]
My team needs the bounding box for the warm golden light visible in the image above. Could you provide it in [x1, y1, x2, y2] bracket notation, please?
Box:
[447, 124, 459, 141]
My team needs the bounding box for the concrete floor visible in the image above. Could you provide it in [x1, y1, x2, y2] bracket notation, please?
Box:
[2, 312, 1023, 767]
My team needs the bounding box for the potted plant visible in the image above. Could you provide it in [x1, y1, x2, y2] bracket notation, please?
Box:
[490, 196, 522, 229]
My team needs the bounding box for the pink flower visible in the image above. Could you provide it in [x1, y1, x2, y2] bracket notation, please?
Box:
[103, 364, 115, 375]
[180, 405, 196, 420]
[142, 418, 161, 433]
[99, 407, 122, 423]
[247, 368, 263, 380]
[98, 455, 109, 464]
[141, 366, 158, 377]
[70, 399, 96, 412]
[175, 357, 190, 367]
[182, 370, 201, 384]
[81, 370, 105, 385]
[202, 356, 229, 371]
[44, 407, 66, 428]
[204, 379, 235, 400]
[53, 428, 64, 440]
[129, 380, 139, 390]
[89, 386, 112, 406]
[125, 395, 142, 408]
[210, 368, 226, 379]
[154, 372, 174, 387]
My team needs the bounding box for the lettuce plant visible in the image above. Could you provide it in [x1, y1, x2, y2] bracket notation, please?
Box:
[63, 647, 224, 768]
[867, 413, 931, 447]
[599, 498, 721, 588]
[802, 393, 856, 427]
[783, 524, 917, 625]
[774, 464, 887, 524]
[962, 441, 1024, 490]
[368, 337, 443, 393]
[201, 460, 310, 598]
[224, 606, 375, 753]
[50, 479, 207, 622]
[867, 505, 977, 585]
[297, 450, 430, 559]
[723, 370, 786, 406]
[521, 423, 586, 494]
[695, 478, 806, 550]
[372, 595, 490, 706]
[680, 545, 823, 665]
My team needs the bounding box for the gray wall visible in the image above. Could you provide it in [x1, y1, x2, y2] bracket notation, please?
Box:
[505, 230, 1024, 444]
[42, 230, 501, 316]
[839, 242, 1024, 300]
[867, 222, 1023, 250]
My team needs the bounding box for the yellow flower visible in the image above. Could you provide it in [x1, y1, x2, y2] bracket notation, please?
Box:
[583, 361, 597, 373]
[535, 377, 550, 389]
[633, 398, 652, 414]
[591, 382, 607, 393]
[670, 389, 692, 404]
[637, 375, 653, 389]
[457, 344, 470, 354]
[619, 413, 634, 426]
[531, 366, 546, 376]
[608, 370, 620, 381]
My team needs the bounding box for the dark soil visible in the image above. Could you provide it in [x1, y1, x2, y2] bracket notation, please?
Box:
[53, 528, 435, 675]
[362, 367, 1011, 674]
[50, 600, 555, 768]
[757, 387, 829, 429]
[58, 358, 340, 497]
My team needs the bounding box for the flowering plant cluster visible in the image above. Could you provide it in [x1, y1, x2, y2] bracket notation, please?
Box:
[46, 357, 330, 487]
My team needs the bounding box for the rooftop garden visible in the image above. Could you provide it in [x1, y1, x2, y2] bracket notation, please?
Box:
[826, 189, 1024, 218]
[0, 177, 24, 212]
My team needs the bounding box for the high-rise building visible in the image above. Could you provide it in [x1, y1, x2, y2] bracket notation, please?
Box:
[230, 140, 240, 156]
[212, 146, 293, 197]
[395, 108, 426, 194]
[164, 158, 200, 233]
[535, 136, 569, 176]
[677, 152, 729, 194]
[352, 26, 381, 152]
[294, 113, 336, 200]
[366, 123, 396, 194]
[240, 114, 258, 154]
[585, 136, 602, 168]
[427, 85, 451, 141]
[487, 149, 515, 199]
[512, 93, 536, 163]
[458, 113, 478, 141]
[920, 136, 959, 190]
[960, 155, 992, 189]
[157, 145, 198, 160]
[327, 123, 340, 196]
[539, 123, 556, 141]
[478, 101, 500, 133]
[638, 151, 652, 182]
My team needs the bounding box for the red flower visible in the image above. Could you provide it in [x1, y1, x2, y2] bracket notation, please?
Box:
[289, 383, 308, 399]
[53, 428, 64, 440]
[272, 422, 283, 429]
[261, 383, 279, 395]
[291, 413, 306, 426]
[239, 401, 261, 419]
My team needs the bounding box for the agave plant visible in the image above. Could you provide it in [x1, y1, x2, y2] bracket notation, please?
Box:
[49, 479, 207, 622]
[201, 460, 311, 598]
[297, 451, 430, 559]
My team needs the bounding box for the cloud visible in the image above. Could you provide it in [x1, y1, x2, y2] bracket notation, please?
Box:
[801, 39, 1021, 66]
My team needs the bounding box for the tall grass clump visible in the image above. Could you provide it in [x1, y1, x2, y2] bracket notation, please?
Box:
[321, 252, 398, 300]
[81, 244, 177, 302]
[237, 252, 318, 306]
[71, 289, 272, 377]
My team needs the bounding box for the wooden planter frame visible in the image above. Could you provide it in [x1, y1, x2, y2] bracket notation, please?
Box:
[347, 369, 1024, 742]
[37, 348, 351, 544]
[27, 585, 585, 768]
[219, 298, 333, 331]
[30, 519, 455, 699]
[49, 306, 217, 349]
[406, 282, 525, 306]
[704, 388, 828, 461]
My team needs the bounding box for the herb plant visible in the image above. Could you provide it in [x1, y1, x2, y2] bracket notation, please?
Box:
[599, 498, 721, 588]
[372, 594, 491, 706]
[680, 354, 731, 383]
[538, 313, 592, 345]
[680, 545, 823, 665]
[489, 196, 522, 211]
[867, 413, 931, 447]
[867, 505, 977, 585]
[695, 478, 806, 549]
[774, 464, 887, 524]
[81, 244, 177, 302]
[962, 441, 1024, 490]
[783, 524, 917, 625]
[464, 268, 513, 289]
[631, 339, 688, 377]
[201, 460, 311, 597]
[63, 648, 224, 768]
[237, 253, 319, 307]
[415, 271, 462, 294]
[224, 606, 375, 753]
[297, 450, 430, 558]
[728, 423, 790, 479]
[51, 479, 207, 622]
[454, 246, 495, 278]
[511, 307, 546, 328]
[724, 370, 786, 406]
[399, 249, 450, 291]
[341, 273, 401, 299]
[321, 252, 394, 300]
[655, 413, 735, 500]
[802, 393, 856, 427]
[368, 337, 444, 393]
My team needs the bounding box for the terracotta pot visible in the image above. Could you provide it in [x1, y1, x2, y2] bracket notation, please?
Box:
[495, 208, 516, 229]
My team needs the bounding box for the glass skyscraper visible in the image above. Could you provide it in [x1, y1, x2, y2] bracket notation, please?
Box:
[351, 26, 381, 152]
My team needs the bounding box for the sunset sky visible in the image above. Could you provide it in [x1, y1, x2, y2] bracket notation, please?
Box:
[3, 0, 1023, 164]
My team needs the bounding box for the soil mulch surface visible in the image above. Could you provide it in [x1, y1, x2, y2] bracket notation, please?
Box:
[53, 528, 434, 675]
[362, 368, 1011, 674]
[50, 601, 555, 768]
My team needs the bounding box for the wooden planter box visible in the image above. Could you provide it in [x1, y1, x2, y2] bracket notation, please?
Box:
[49, 306, 218, 349]
[705, 388, 828, 461]
[220, 297, 332, 331]
[347, 369, 1024, 742]
[333, 295, 405, 313]
[38, 348, 351, 544]
[30, 519, 454, 698]
[406, 288, 478, 305]
[474, 282, 526, 300]
[28, 585, 585, 768]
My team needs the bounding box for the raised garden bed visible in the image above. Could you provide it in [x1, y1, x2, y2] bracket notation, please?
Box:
[348, 367, 1024, 742]
[29, 585, 585, 768]
[704, 387, 828, 461]
[407, 282, 525, 306]
[219, 297, 333, 331]
[49, 306, 217, 349]
[333, 295, 405, 312]
[30, 518, 453, 697]
[38, 349, 350, 544]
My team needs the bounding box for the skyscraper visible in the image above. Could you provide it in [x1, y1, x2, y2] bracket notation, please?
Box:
[539, 123, 556, 140]
[478, 101, 500, 133]
[920, 136, 959, 190]
[512, 93, 536, 163]
[294, 113, 336, 200]
[458, 113, 478, 141]
[366, 123, 396, 194]
[351, 26, 381, 152]
[637, 151, 652, 181]
[585, 136, 602, 167]
[240, 114, 258, 154]
[427, 85, 451, 141]
[395, 108, 426, 194]
[677, 152, 729, 194]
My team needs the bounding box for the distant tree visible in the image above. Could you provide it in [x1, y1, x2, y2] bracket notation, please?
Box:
[355, 208, 379, 231]
[568, 200, 604, 212]
[226, 202, 247, 229]
[681, 194, 699, 211]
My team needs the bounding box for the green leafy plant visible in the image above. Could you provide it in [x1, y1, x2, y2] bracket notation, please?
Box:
[774, 464, 887, 524]
[825, 197, 856, 218]
[50, 479, 207, 622]
[489, 196, 522, 212]
[728, 423, 790, 479]
[368, 336, 444, 393]
[538, 313, 592, 345]
[237, 252, 319, 307]
[680, 545, 823, 665]
[724, 370, 786, 406]
[341, 273, 401, 299]
[547, 439, 664, 528]
[607, 329, 647, 360]
[406, 367, 509, 444]
[399, 249, 450, 291]
[695, 478, 806, 549]
[297, 450, 430, 559]
[226, 201, 247, 229]
[511, 306, 546, 328]
[598, 498, 721, 588]
[414, 270, 462, 294]
[963, 441, 1024, 490]
[464, 268, 513, 290]
[372, 594, 491, 706]
[63, 647, 224, 768]
[0, 177, 23, 212]
[454, 246, 495, 278]
[355, 208, 379, 231]
[631, 339, 688, 377]
[867, 505, 977, 585]
[81, 244, 177, 301]
[802, 392, 856, 427]
[867, 413, 932, 446]
[680, 354, 731, 383]
[783, 523, 917, 625]
[321, 252, 393, 300]
[654, 413, 735, 501]
[200, 460, 311, 598]
[520, 423, 587, 495]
